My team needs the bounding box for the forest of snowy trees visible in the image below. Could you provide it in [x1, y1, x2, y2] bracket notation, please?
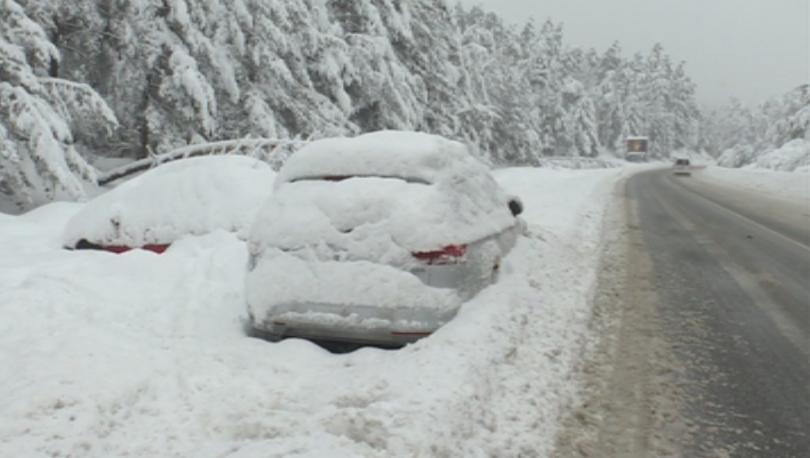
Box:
[703, 84, 810, 171]
[2, 0, 800, 212]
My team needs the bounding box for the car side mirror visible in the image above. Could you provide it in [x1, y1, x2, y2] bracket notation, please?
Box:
[508, 197, 523, 217]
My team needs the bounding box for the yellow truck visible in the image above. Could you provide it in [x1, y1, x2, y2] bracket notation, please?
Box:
[625, 136, 649, 162]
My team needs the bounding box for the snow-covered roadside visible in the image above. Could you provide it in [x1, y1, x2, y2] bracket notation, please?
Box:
[695, 166, 810, 204]
[0, 167, 626, 457]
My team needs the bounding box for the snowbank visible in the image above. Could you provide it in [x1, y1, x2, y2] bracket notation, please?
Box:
[0, 167, 626, 457]
[718, 139, 810, 172]
[62, 156, 276, 248]
[749, 139, 810, 172]
[695, 166, 810, 204]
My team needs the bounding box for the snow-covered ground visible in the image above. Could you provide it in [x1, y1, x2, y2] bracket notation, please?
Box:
[695, 166, 810, 204]
[748, 139, 810, 172]
[717, 139, 810, 173]
[0, 167, 626, 457]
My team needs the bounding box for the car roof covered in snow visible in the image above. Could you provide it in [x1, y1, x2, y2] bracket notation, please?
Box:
[251, 131, 517, 254]
[63, 155, 275, 248]
[277, 131, 477, 187]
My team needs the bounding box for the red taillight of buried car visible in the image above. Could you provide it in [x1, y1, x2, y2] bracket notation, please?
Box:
[102, 244, 170, 254]
[412, 244, 467, 265]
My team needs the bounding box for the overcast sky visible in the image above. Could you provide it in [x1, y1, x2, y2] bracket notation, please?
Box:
[458, 0, 809, 107]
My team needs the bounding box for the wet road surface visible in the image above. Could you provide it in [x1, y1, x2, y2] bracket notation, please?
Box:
[629, 168, 810, 457]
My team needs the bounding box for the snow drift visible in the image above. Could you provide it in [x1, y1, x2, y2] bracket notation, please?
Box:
[718, 139, 810, 172]
[1, 165, 627, 457]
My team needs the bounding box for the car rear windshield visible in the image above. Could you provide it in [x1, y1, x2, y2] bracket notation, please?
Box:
[288, 175, 431, 184]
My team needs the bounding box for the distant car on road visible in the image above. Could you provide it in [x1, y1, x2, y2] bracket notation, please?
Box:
[246, 131, 525, 347]
[673, 158, 691, 176]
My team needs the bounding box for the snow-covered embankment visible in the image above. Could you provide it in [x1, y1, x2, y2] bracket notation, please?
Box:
[696, 166, 810, 204]
[0, 167, 625, 457]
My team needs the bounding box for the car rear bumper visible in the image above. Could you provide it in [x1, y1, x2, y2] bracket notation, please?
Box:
[249, 302, 454, 346]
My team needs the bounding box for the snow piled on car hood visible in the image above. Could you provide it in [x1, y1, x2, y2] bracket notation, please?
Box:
[62, 156, 275, 248]
[0, 166, 627, 457]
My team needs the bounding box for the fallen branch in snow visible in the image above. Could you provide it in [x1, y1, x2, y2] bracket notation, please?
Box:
[98, 138, 307, 186]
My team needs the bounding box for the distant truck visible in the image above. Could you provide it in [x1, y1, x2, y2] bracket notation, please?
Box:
[625, 136, 649, 162]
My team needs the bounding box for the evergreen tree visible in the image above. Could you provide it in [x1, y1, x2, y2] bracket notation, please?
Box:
[2, 0, 709, 210]
[1, 0, 117, 211]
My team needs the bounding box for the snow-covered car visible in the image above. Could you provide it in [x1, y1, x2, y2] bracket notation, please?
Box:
[63, 156, 275, 253]
[246, 131, 525, 346]
[673, 158, 691, 176]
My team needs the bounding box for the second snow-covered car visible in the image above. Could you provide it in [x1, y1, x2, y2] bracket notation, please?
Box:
[63, 156, 275, 253]
[246, 131, 524, 346]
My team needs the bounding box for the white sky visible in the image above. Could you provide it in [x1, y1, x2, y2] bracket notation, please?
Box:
[457, 0, 810, 107]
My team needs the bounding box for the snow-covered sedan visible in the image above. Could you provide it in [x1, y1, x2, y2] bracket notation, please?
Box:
[246, 131, 525, 346]
[63, 156, 275, 253]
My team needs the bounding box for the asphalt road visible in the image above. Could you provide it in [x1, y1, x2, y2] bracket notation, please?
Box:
[628, 168, 810, 457]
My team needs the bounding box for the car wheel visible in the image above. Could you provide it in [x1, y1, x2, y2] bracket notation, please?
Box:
[244, 320, 283, 342]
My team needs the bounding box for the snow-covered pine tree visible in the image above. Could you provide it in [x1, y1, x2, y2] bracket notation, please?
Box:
[1, 0, 117, 211]
[712, 84, 809, 169]
[2, 0, 707, 209]
[561, 77, 600, 157]
[768, 83, 810, 145]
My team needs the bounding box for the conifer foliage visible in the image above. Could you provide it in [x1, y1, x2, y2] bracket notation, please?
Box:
[2, 0, 707, 210]
[707, 84, 809, 170]
[1, 0, 117, 210]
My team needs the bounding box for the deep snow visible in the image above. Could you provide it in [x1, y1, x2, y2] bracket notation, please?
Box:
[0, 166, 626, 457]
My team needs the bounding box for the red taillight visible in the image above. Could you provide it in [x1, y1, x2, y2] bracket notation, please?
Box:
[102, 244, 170, 254]
[412, 244, 467, 265]
[143, 244, 170, 254]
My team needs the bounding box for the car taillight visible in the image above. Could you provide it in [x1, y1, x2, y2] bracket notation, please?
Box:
[412, 244, 467, 265]
[101, 244, 170, 254]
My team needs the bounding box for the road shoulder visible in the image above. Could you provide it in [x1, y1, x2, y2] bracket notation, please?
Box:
[552, 176, 688, 458]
